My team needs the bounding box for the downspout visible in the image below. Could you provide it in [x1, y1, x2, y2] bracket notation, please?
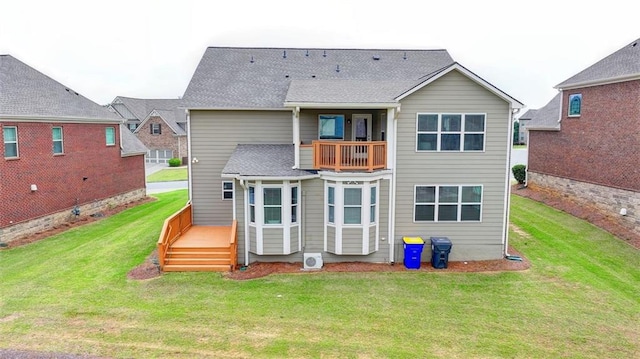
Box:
[388, 105, 400, 263]
[238, 178, 250, 266]
[503, 106, 519, 258]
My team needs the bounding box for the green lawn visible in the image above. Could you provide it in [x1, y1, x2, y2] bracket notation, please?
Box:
[146, 168, 188, 182]
[0, 192, 638, 358]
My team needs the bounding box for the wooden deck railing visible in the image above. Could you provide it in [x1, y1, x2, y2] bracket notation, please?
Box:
[157, 202, 192, 269]
[229, 220, 238, 270]
[312, 140, 386, 172]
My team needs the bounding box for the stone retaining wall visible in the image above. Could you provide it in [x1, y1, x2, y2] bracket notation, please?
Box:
[0, 189, 146, 244]
[528, 172, 640, 235]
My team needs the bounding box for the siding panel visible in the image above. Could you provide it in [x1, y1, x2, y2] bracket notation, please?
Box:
[395, 70, 510, 260]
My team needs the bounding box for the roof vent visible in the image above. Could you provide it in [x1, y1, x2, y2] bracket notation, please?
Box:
[633, 42, 637, 47]
[250, 56, 254, 63]
[373, 55, 380, 60]
[311, 75, 316, 78]
[305, 50, 309, 57]
[285, 75, 289, 78]
[403, 52, 407, 60]
[323, 50, 327, 57]
[283, 50, 287, 59]
[336, 64, 340, 73]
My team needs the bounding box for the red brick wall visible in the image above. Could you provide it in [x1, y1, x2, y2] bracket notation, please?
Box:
[135, 116, 187, 159]
[0, 122, 146, 227]
[528, 80, 640, 192]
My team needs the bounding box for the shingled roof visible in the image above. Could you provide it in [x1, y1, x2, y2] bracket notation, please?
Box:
[556, 37, 640, 89]
[0, 55, 121, 121]
[222, 144, 316, 178]
[526, 93, 561, 131]
[111, 96, 185, 123]
[183, 47, 455, 109]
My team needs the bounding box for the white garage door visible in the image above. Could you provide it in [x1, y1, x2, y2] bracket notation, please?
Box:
[146, 149, 173, 163]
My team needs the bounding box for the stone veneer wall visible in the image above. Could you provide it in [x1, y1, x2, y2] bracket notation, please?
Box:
[0, 188, 146, 244]
[528, 172, 640, 235]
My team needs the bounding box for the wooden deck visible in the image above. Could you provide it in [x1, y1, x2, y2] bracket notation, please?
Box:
[158, 203, 237, 272]
[171, 226, 232, 249]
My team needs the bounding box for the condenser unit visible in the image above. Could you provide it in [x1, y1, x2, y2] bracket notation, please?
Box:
[303, 253, 323, 270]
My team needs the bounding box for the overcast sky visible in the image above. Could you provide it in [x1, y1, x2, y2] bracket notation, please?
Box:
[1, 0, 639, 113]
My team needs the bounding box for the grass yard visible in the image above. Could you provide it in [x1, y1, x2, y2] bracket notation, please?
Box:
[0, 192, 638, 358]
[146, 168, 188, 182]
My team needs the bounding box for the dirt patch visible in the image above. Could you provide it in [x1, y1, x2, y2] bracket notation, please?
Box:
[513, 184, 640, 250]
[127, 249, 162, 281]
[0, 197, 155, 250]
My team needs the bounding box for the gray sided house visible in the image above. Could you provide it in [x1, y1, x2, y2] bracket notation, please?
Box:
[182, 47, 523, 267]
[109, 97, 187, 163]
[516, 109, 537, 145]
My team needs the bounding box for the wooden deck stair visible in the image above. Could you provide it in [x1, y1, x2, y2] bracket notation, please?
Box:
[158, 203, 238, 272]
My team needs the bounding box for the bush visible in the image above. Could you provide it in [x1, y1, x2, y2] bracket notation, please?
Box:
[168, 158, 182, 167]
[512, 164, 526, 184]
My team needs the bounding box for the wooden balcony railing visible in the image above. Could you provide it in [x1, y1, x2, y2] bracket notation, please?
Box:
[157, 202, 192, 269]
[312, 140, 386, 172]
[229, 219, 238, 270]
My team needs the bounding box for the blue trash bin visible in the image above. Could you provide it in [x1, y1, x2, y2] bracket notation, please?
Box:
[430, 237, 452, 269]
[403, 237, 424, 269]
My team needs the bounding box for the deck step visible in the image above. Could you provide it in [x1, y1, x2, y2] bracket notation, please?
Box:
[165, 257, 232, 266]
[169, 246, 232, 253]
[166, 251, 231, 259]
[162, 264, 232, 272]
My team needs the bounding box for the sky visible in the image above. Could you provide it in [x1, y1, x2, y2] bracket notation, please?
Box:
[1, 0, 639, 115]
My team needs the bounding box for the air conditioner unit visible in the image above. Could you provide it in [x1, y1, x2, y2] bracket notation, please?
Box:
[303, 253, 323, 270]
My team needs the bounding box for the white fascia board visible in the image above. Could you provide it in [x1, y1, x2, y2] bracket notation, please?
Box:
[526, 126, 561, 131]
[186, 107, 290, 112]
[555, 73, 640, 90]
[284, 102, 397, 109]
[223, 174, 320, 181]
[395, 63, 525, 109]
[318, 170, 392, 182]
[0, 115, 124, 124]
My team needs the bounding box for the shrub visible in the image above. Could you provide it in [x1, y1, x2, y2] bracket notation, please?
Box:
[512, 164, 526, 184]
[168, 158, 182, 167]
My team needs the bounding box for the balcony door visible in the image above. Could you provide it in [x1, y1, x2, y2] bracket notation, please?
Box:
[352, 114, 372, 141]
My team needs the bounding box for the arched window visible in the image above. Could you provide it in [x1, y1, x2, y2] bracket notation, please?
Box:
[569, 94, 582, 117]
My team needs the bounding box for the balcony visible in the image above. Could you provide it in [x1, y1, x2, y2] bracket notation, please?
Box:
[311, 140, 386, 172]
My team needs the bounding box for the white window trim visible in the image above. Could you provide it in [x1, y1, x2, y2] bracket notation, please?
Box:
[222, 181, 234, 200]
[52, 126, 64, 155]
[324, 179, 379, 255]
[262, 186, 284, 226]
[105, 127, 116, 146]
[415, 113, 487, 152]
[413, 184, 483, 223]
[568, 93, 582, 117]
[151, 123, 161, 135]
[3, 126, 19, 158]
[247, 181, 301, 255]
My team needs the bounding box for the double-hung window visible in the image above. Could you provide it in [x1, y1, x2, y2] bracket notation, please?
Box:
[327, 186, 335, 224]
[52, 127, 63, 154]
[263, 187, 282, 225]
[415, 185, 482, 222]
[417, 113, 485, 151]
[222, 181, 233, 200]
[3, 126, 18, 158]
[249, 186, 256, 223]
[343, 187, 362, 225]
[291, 186, 298, 223]
[151, 123, 162, 135]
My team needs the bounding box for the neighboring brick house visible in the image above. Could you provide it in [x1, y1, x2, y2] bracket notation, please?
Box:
[0, 55, 148, 243]
[109, 97, 187, 164]
[527, 37, 640, 234]
[516, 109, 536, 145]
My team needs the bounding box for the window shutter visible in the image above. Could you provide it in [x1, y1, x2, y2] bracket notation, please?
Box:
[158, 124, 162, 134]
[150, 125, 153, 134]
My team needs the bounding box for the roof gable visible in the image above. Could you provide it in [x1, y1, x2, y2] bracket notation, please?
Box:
[395, 63, 524, 108]
[526, 93, 561, 131]
[556, 37, 640, 89]
[134, 109, 187, 135]
[0, 55, 121, 122]
[111, 96, 184, 121]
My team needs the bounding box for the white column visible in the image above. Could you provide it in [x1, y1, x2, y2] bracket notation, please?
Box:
[293, 107, 300, 169]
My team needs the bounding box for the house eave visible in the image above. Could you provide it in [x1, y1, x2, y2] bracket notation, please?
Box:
[0, 114, 124, 124]
[284, 102, 397, 109]
[526, 126, 560, 131]
[222, 173, 320, 181]
[185, 106, 290, 112]
[555, 73, 640, 90]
